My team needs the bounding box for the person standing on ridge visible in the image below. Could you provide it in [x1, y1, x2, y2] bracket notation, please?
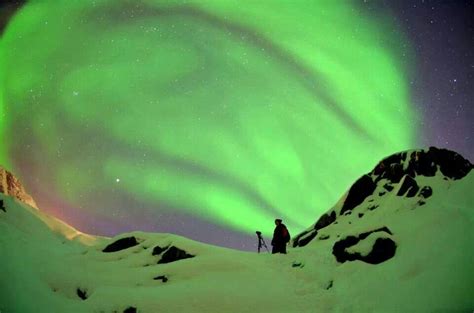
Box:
[271, 219, 290, 254]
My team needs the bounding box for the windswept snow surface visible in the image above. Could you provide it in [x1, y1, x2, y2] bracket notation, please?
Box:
[0, 151, 473, 312]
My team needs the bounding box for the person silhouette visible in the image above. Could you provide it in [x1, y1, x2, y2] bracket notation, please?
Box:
[271, 219, 290, 254]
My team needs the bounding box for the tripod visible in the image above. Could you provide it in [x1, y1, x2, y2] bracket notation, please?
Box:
[256, 231, 269, 253]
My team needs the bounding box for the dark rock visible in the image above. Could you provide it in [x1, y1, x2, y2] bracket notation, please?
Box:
[123, 307, 137, 313]
[293, 230, 317, 247]
[368, 205, 379, 211]
[408, 149, 437, 177]
[359, 226, 393, 238]
[292, 230, 310, 247]
[373, 153, 406, 184]
[76, 288, 88, 300]
[363, 238, 397, 264]
[358, 213, 364, 218]
[0, 199, 5, 212]
[158, 246, 194, 264]
[153, 275, 168, 282]
[319, 234, 330, 240]
[396, 175, 419, 198]
[379, 192, 386, 196]
[340, 175, 376, 215]
[417, 200, 426, 206]
[419, 186, 433, 199]
[383, 183, 394, 192]
[103, 237, 139, 253]
[326, 280, 333, 290]
[425, 147, 472, 179]
[332, 235, 359, 263]
[314, 211, 336, 230]
[291, 261, 304, 268]
[332, 227, 396, 264]
[152, 245, 168, 256]
[373, 148, 472, 183]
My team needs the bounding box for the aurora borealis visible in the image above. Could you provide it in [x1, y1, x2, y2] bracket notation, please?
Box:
[0, 1, 471, 250]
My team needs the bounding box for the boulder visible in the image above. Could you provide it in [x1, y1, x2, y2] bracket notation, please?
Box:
[152, 245, 168, 256]
[340, 175, 376, 215]
[332, 227, 396, 264]
[314, 211, 336, 230]
[102, 237, 139, 253]
[157, 246, 194, 264]
[419, 186, 433, 199]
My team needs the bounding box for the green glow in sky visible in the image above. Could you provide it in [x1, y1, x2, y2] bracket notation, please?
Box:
[0, 0, 415, 237]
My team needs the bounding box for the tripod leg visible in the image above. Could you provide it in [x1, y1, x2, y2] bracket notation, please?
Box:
[262, 239, 270, 253]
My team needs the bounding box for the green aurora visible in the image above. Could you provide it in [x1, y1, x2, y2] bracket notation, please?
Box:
[0, 0, 416, 239]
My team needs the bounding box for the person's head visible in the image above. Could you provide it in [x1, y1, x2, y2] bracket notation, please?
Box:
[275, 218, 282, 225]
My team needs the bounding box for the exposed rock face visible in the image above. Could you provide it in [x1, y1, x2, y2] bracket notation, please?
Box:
[157, 246, 194, 264]
[396, 175, 419, 198]
[332, 227, 396, 264]
[292, 230, 317, 247]
[340, 175, 376, 215]
[152, 245, 168, 256]
[0, 166, 38, 209]
[315, 211, 336, 230]
[102, 236, 139, 253]
[372, 147, 472, 182]
[293, 147, 472, 249]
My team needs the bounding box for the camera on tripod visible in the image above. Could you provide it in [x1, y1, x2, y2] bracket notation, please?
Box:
[255, 230, 269, 253]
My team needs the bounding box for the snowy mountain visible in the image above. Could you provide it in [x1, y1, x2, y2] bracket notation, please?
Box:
[0, 147, 472, 313]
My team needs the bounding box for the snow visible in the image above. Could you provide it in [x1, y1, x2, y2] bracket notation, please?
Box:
[0, 165, 473, 312]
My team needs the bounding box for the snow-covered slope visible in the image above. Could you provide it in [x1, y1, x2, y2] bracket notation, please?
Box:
[0, 147, 473, 313]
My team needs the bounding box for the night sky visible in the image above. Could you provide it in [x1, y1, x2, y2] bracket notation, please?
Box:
[0, 1, 472, 251]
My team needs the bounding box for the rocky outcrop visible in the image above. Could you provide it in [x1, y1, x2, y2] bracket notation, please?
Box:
[332, 227, 396, 264]
[315, 211, 336, 230]
[152, 245, 168, 256]
[102, 237, 139, 253]
[0, 166, 38, 209]
[372, 147, 472, 182]
[340, 175, 376, 215]
[293, 147, 472, 249]
[396, 175, 419, 198]
[292, 230, 317, 247]
[157, 246, 194, 264]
